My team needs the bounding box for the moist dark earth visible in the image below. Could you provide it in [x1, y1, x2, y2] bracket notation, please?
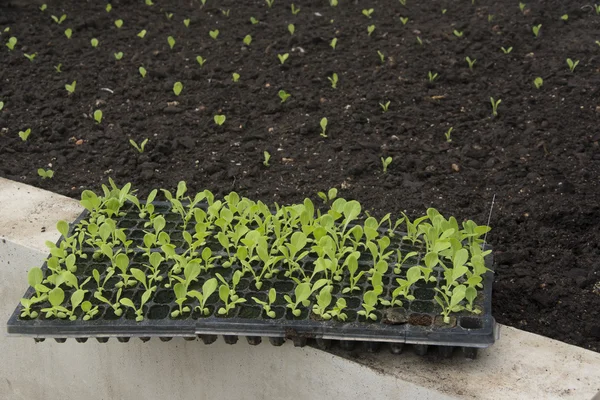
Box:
[0, 0, 599, 351]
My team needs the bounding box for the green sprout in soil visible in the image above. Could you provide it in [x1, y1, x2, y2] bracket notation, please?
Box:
[490, 97, 501, 117]
[532, 24, 541, 38]
[243, 35, 252, 46]
[184, 19, 190, 27]
[428, 71, 438, 82]
[51, 14, 67, 24]
[91, 38, 99, 47]
[65, 81, 76, 94]
[214, 114, 226, 126]
[288, 24, 295, 35]
[250, 17, 259, 25]
[379, 101, 390, 113]
[114, 52, 123, 60]
[319, 117, 328, 137]
[64, 28, 73, 39]
[40, 4, 47, 11]
[221, 9, 230, 17]
[534, 77, 543, 89]
[0, 101, 4, 111]
[488, 14, 494, 23]
[400, 17, 409, 25]
[168, 36, 175, 50]
[54, 64, 62, 73]
[519, 3, 526, 13]
[277, 53, 289, 64]
[291, 4, 300, 15]
[501, 46, 513, 54]
[381, 156, 392, 173]
[139, 66, 147, 78]
[453, 30, 463, 38]
[232, 73, 240, 82]
[37, 168, 54, 179]
[173, 82, 183, 96]
[145, 0, 153, 5]
[114, 19, 123, 28]
[263, 151, 271, 167]
[93, 110, 103, 124]
[566, 58, 579, 73]
[362, 9, 374, 18]
[561, 14, 568, 21]
[445, 127, 453, 142]
[330, 38, 337, 49]
[330, 0, 338, 6]
[328, 73, 338, 89]
[358, 290, 379, 321]
[6, 37, 17, 51]
[367, 25, 375, 36]
[399, 0, 407, 6]
[442, 9, 447, 14]
[19, 128, 31, 141]
[377, 50, 385, 63]
[137, 30, 147, 38]
[465, 56, 476, 70]
[106, 3, 112, 12]
[196, 56, 206, 67]
[416, 36, 423, 45]
[129, 138, 148, 153]
[24, 53, 36, 62]
[253, 288, 277, 318]
[317, 187, 337, 204]
[278, 90, 291, 103]
[209, 30, 219, 40]
[265, 0, 275, 8]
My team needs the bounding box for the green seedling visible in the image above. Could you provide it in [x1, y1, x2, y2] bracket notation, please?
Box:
[250, 17, 259, 25]
[196, 56, 206, 67]
[278, 90, 291, 103]
[252, 288, 277, 318]
[243, 35, 252, 46]
[330, 37, 337, 49]
[129, 138, 148, 153]
[0, 101, 4, 111]
[139, 66, 147, 78]
[381, 266, 422, 307]
[51, 14, 67, 24]
[40, 4, 47, 11]
[6, 37, 17, 51]
[428, 71, 438, 82]
[362, 8, 374, 18]
[319, 117, 328, 137]
[106, 3, 112, 12]
[23, 53, 36, 62]
[54, 64, 62, 73]
[218, 280, 247, 315]
[435, 285, 467, 324]
[381, 156, 392, 173]
[91, 38, 99, 47]
[120, 290, 152, 321]
[277, 53, 289, 64]
[145, 0, 153, 5]
[284, 280, 328, 317]
[173, 81, 183, 96]
[595, 4, 600, 14]
[490, 97, 501, 117]
[114, 19, 123, 28]
[265, 0, 275, 8]
[38, 168, 54, 179]
[317, 188, 337, 204]
[561, 14, 568, 21]
[501, 46, 513, 54]
[291, 4, 300, 14]
[41, 287, 68, 319]
[18, 129, 31, 142]
[330, 0, 338, 5]
[312, 286, 334, 320]
[566, 58, 579, 73]
[186, 278, 218, 316]
[184, 19, 190, 27]
[64, 28, 72, 39]
[221, 8, 230, 17]
[534, 77, 543, 89]
[65, 81, 76, 94]
[93, 110, 103, 123]
[453, 30, 463, 38]
[168, 36, 175, 49]
[367, 25, 375, 36]
[165, 13, 173, 20]
[357, 290, 379, 321]
[114, 52, 123, 60]
[377, 50, 385, 63]
[519, 2, 526, 12]
[263, 151, 271, 167]
[416, 36, 423, 45]
[488, 14, 494, 22]
[400, 16, 409, 25]
[399, 0, 407, 5]
[137, 30, 147, 38]
[214, 115, 226, 126]
[328, 73, 338, 89]
[209, 30, 219, 40]
[442, 9, 447, 14]
[445, 127, 453, 142]
[465, 56, 476, 70]
[595, 41, 600, 47]
[288, 24, 295, 35]
[232, 72, 240, 82]
[532, 24, 541, 38]
[342, 253, 365, 293]
[379, 101, 390, 113]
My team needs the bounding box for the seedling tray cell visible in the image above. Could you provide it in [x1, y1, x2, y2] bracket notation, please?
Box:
[7, 199, 498, 356]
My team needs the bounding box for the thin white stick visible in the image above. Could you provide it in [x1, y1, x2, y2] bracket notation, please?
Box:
[483, 194, 496, 248]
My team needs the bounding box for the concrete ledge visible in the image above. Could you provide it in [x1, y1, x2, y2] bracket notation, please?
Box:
[1, 177, 599, 400]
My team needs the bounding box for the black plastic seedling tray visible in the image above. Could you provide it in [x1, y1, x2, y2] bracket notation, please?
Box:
[7, 203, 498, 358]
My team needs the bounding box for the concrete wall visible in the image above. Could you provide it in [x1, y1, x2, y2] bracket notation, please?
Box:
[1, 177, 599, 400]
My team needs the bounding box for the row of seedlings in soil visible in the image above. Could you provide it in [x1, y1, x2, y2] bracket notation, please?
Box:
[19, 180, 491, 328]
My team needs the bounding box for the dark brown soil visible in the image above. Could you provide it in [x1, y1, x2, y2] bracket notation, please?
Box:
[1, 0, 599, 351]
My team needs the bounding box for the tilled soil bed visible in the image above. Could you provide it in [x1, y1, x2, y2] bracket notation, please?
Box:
[0, 0, 599, 351]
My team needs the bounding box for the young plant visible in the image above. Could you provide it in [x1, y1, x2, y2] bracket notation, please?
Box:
[500, 46, 513, 54]
[184, 19, 190, 27]
[129, 138, 148, 153]
[232, 72, 240, 82]
[330, 38, 337, 49]
[288, 24, 295, 35]
[93, 110, 103, 123]
[173, 82, 183, 96]
[379, 101, 390, 113]
[91, 38, 99, 47]
[278, 90, 291, 103]
[277, 53, 289, 64]
[342, 253, 365, 293]
[168, 36, 175, 49]
[114, 52, 123, 60]
[381, 266, 422, 307]
[317, 188, 337, 204]
[534, 77, 543, 89]
[137, 30, 147, 38]
[319, 117, 328, 137]
[400, 17, 409, 25]
[120, 290, 152, 321]
[196, 56, 206, 67]
[566, 58, 579, 73]
[250, 17, 259, 25]
[465, 56, 476, 70]
[38, 168, 54, 179]
[428, 71, 439, 82]
[435, 284, 467, 324]
[64, 28, 72, 39]
[362, 8, 374, 18]
[265, 0, 274, 8]
[445, 127, 453, 143]
[41, 287, 68, 319]
[490, 97, 501, 117]
[5, 37, 17, 51]
[532, 24, 541, 38]
[453, 30, 463, 38]
[263, 151, 271, 167]
[243, 35, 252, 46]
[312, 286, 334, 320]
[51, 14, 67, 24]
[187, 278, 218, 316]
[377, 50, 385, 63]
[381, 156, 392, 173]
[19, 128, 31, 141]
[252, 288, 277, 318]
[0, 101, 4, 111]
[519, 2, 526, 12]
[217, 280, 246, 316]
[214, 115, 226, 126]
[328, 73, 338, 89]
[367, 25, 375, 36]
[560, 14, 568, 21]
[357, 290, 379, 321]
[40, 4, 47, 11]
[284, 280, 327, 317]
[114, 19, 123, 28]
[139, 66, 147, 78]
[106, 3, 112, 12]
[23, 53, 37, 62]
[209, 30, 219, 40]
[54, 64, 62, 73]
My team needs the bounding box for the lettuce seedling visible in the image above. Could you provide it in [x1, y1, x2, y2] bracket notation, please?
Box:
[416, 36, 423, 45]
[217, 281, 246, 315]
[120, 290, 152, 321]
[252, 288, 277, 318]
[566, 58, 579, 73]
[138, 30, 147, 38]
[146, 0, 153, 5]
[91, 38, 99, 47]
[465, 56, 476, 70]
[501, 46, 513, 54]
[94, 110, 103, 123]
[342, 252, 364, 293]
[129, 138, 148, 153]
[214, 114, 226, 126]
[312, 285, 334, 319]
[277, 53, 289, 64]
[24, 53, 36, 62]
[330, 38, 337, 49]
[40, 4, 47, 11]
[367, 25, 375, 36]
[560, 14, 568, 21]
[5, 37, 17, 50]
[317, 188, 337, 204]
[278, 90, 291, 103]
[209, 30, 219, 40]
[80, 301, 99, 320]
[284, 279, 327, 317]
[400, 17, 409, 25]
[435, 284, 466, 323]
[168, 36, 175, 49]
[380, 156, 392, 172]
[357, 290, 379, 321]
[377, 50, 385, 64]
[221, 9, 230, 17]
[519, 2, 526, 12]
[139, 66, 147, 78]
[187, 278, 218, 316]
[265, 0, 274, 7]
[399, 0, 406, 6]
[243, 35, 252, 46]
[38, 168, 54, 179]
[196, 56, 206, 66]
[106, 3, 112, 12]
[453, 30, 463, 38]
[428, 71, 438, 82]
[41, 287, 69, 319]
[184, 19, 190, 27]
[0, 101, 3, 111]
[250, 17, 259, 24]
[319, 117, 328, 137]
[330, 0, 338, 5]
[534, 77, 543, 89]
[19, 128, 31, 141]
[51, 14, 67, 24]
[445, 127, 453, 142]
[263, 151, 270, 167]
[54, 64, 62, 73]
[114, 19, 123, 28]
[291, 3, 300, 14]
[232, 72, 240, 82]
[328, 73, 338, 89]
[288, 24, 295, 35]
[173, 82, 183, 96]
[64, 28, 72, 39]
[20, 298, 39, 319]
[532, 24, 541, 38]
[401, 212, 428, 244]
[381, 266, 422, 306]
[490, 97, 501, 117]
[362, 8, 374, 18]
[379, 100, 390, 112]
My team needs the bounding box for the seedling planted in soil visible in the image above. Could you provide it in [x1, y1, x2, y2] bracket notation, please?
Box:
[37, 168, 54, 179]
[566, 58, 579, 73]
[214, 115, 226, 126]
[381, 157, 392, 173]
[319, 117, 328, 137]
[5, 37, 17, 51]
[328, 73, 338, 89]
[173, 82, 183, 96]
[65, 81, 76, 94]
[19, 128, 31, 141]
[278, 90, 291, 103]
[534, 77, 543, 89]
[490, 97, 501, 117]
[263, 151, 271, 167]
[93, 110, 103, 124]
